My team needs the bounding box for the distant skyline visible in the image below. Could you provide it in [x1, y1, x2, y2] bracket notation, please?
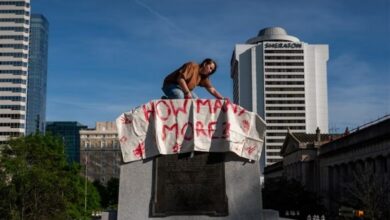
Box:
[32, 0, 389, 132]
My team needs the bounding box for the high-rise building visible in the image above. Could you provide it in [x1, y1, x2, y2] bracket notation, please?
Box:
[231, 27, 328, 165]
[0, 0, 31, 143]
[46, 121, 87, 164]
[80, 122, 121, 184]
[26, 14, 48, 135]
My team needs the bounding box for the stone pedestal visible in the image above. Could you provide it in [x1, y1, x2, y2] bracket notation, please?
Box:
[117, 153, 263, 220]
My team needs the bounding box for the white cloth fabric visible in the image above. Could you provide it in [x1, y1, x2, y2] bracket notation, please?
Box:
[116, 99, 266, 163]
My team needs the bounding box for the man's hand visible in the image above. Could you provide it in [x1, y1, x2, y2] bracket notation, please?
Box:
[206, 86, 223, 99]
[184, 92, 192, 99]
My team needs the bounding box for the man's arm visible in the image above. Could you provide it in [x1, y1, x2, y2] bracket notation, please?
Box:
[177, 78, 192, 98]
[176, 62, 196, 99]
[206, 86, 223, 99]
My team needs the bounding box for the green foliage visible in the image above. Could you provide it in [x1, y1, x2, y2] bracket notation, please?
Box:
[262, 177, 327, 219]
[0, 134, 101, 220]
[93, 178, 119, 209]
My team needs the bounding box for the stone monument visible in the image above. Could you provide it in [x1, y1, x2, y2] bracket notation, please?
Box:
[116, 99, 266, 220]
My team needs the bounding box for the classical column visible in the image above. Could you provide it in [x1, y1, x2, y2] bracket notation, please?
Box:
[347, 162, 354, 182]
[328, 166, 334, 194]
[334, 165, 340, 197]
[340, 164, 347, 198]
[375, 156, 385, 175]
[365, 158, 375, 173]
[386, 155, 390, 174]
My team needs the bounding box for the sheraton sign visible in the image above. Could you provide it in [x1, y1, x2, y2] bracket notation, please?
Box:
[265, 42, 302, 49]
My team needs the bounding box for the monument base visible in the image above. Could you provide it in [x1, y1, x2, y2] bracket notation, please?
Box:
[117, 152, 263, 220]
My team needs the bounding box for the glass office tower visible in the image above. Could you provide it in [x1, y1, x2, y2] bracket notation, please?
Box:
[46, 121, 88, 164]
[26, 14, 48, 135]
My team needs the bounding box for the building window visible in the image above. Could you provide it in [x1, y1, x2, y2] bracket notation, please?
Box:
[0, 96, 26, 102]
[0, 27, 28, 32]
[264, 50, 303, 54]
[266, 100, 305, 104]
[266, 94, 305, 98]
[265, 74, 304, 79]
[0, 70, 27, 75]
[265, 68, 304, 72]
[267, 159, 282, 163]
[265, 62, 304, 66]
[0, 131, 23, 136]
[266, 112, 305, 117]
[0, 61, 28, 67]
[265, 81, 304, 85]
[0, 79, 27, 84]
[0, 114, 25, 119]
[0, 2, 29, 7]
[0, 123, 25, 128]
[0, 10, 30, 16]
[266, 139, 285, 143]
[264, 56, 304, 60]
[0, 105, 25, 110]
[267, 146, 282, 150]
[267, 152, 281, 156]
[0, 44, 28, 50]
[266, 106, 305, 111]
[0, 87, 27, 93]
[265, 87, 304, 91]
[0, 52, 28, 58]
[267, 126, 306, 130]
[0, 35, 28, 41]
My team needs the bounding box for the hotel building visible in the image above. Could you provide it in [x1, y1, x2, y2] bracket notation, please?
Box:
[231, 27, 328, 165]
[0, 0, 30, 142]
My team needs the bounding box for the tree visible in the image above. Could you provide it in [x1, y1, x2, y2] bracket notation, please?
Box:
[0, 134, 101, 220]
[93, 177, 119, 209]
[105, 178, 119, 209]
[93, 180, 109, 208]
[341, 166, 390, 220]
[262, 177, 327, 219]
[64, 163, 101, 219]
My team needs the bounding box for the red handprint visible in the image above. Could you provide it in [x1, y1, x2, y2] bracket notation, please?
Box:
[172, 143, 181, 153]
[120, 115, 132, 124]
[133, 142, 145, 158]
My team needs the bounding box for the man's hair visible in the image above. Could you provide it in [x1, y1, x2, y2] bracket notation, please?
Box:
[200, 58, 217, 75]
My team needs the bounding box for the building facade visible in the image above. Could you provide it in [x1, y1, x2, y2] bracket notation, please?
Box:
[26, 14, 48, 135]
[276, 128, 341, 192]
[0, 0, 31, 143]
[80, 122, 121, 185]
[231, 27, 328, 165]
[264, 116, 390, 217]
[318, 117, 389, 217]
[46, 121, 87, 164]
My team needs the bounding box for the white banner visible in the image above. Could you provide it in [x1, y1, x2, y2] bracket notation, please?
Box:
[116, 99, 266, 163]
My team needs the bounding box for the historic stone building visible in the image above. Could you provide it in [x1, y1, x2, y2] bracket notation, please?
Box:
[318, 116, 389, 215]
[278, 128, 342, 192]
[264, 115, 390, 215]
[80, 121, 121, 185]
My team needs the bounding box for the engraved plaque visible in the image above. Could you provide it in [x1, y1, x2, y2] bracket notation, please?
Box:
[150, 152, 228, 216]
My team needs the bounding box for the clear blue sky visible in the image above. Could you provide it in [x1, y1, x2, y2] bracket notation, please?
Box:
[32, 0, 389, 132]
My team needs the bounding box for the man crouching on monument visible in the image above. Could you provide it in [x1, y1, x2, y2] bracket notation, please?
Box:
[162, 58, 224, 99]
